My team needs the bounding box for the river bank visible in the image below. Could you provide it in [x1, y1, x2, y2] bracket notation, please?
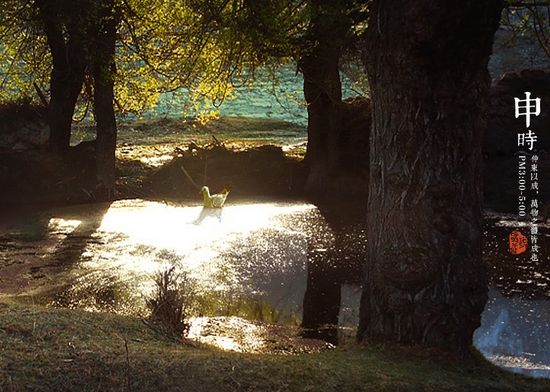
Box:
[0, 116, 313, 206]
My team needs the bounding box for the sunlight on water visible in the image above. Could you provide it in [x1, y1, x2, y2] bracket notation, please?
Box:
[71, 199, 317, 301]
[47, 218, 81, 234]
[139, 155, 174, 167]
[27, 203, 549, 375]
[95, 199, 313, 268]
[0, 204, 546, 375]
[187, 316, 265, 353]
[185, 316, 334, 354]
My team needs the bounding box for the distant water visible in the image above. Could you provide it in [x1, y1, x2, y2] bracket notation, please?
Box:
[148, 66, 363, 126]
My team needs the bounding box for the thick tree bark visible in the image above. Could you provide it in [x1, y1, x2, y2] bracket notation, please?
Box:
[358, 1, 503, 352]
[92, 0, 120, 194]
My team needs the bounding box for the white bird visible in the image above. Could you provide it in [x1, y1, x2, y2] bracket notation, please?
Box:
[201, 185, 230, 208]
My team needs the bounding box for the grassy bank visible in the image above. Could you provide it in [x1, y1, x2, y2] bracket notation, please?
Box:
[1, 302, 548, 391]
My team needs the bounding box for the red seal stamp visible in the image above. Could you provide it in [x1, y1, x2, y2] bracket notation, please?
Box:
[508, 230, 528, 255]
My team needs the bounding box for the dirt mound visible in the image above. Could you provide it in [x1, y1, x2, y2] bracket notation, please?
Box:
[0, 100, 48, 151]
[0, 142, 100, 206]
[144, 143, 307, 199]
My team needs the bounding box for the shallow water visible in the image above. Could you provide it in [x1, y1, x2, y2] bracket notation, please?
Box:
[475, 288, 550, 378]
[0, 199, 549, 377]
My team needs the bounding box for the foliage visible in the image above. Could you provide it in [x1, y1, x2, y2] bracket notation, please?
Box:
[0, 1, 49, 103]
[146, 266, 192, 338]
[0, 0, 305, 120]
[0, 0, 371, 123]
[189, 289, 287, 324]
[1, 0, 549, 124]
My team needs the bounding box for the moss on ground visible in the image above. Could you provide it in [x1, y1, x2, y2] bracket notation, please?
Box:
[1, 302, 549, 391]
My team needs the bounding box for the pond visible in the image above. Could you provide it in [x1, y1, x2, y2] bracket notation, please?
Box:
[0, 199, 548, 377]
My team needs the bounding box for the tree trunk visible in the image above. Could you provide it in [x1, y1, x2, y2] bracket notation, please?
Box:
[300, 49, 342, 193]
[358, 1, 503, 352]
[48, 60, 85, 152]
[39, 2, 86, 153]
[92, 0, 119, 195]
[299, 0, 351, 193]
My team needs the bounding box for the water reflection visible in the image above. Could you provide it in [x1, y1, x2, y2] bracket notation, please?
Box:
[483, 211, 550, 299]
[193, 207, 223, 224]
[301, 245, 342, 344]
[300, 202, 366, 344]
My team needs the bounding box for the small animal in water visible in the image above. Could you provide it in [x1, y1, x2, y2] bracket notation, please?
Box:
[201, 185, 230, 208]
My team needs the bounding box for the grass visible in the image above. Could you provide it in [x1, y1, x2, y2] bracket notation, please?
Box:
[1, 302, 549, 391]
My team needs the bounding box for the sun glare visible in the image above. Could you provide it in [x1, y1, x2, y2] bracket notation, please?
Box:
[73, 200, 317, 294]
[47, 218, 82, 234]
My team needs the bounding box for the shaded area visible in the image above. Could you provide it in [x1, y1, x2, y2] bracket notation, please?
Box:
[0, 202, 111, 297]
[0, 117, 310, 206]
[0, 142, 100, 206]
[300, 201, 365, 344]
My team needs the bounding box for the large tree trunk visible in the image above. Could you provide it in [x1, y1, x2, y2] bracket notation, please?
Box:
[39, 2, 86, 153]
[92, 0, 119, 195]
[358, 1, 503, 352]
